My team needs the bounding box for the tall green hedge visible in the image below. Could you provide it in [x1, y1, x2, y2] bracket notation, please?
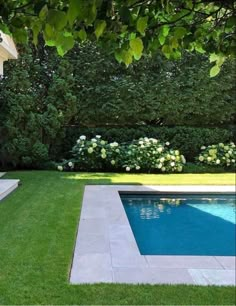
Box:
[0, 41, 235, 168]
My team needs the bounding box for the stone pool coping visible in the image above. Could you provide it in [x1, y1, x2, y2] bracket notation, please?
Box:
[70, 185, 236, 285]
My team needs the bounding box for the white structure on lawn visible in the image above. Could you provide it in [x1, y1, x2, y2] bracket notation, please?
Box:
[0, 31, 18, 75]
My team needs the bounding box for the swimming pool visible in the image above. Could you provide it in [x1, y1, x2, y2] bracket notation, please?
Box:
[121, 194, 236, 256]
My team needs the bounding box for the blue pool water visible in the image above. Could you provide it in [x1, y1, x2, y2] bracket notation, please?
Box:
[120, 193, 236, 256]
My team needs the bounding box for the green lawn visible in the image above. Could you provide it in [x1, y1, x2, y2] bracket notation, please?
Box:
[0, 171, 235, 305]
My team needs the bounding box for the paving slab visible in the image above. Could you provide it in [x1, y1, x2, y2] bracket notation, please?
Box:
[145, 255, 222, 269]
[214, 256, 236, 270]
[189, 269, 236, 286]
[0, 179, 20, 201]
[70, 253, 113, 284]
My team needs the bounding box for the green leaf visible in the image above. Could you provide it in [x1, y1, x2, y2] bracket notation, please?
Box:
[210, 65, 220, 77]
[78, 29, 87, 41]
[14, 28, 28, 44]
[56, 36, 75, 56]
[47, 10, 67, 31]
[129, 37, 144, 60]
[174, 27, 187, 39]
[171, 37, 178, 49]
[86, 1, 97, 25]
[209, 53, 218, 63]
[44, 23, 54, 40]
[95, 20, 106, 39]
[162, 45, 171, 59]
[137, 16, 148, 35]
[161, 25, 170, 37]
[121, 50, 133, 66]
[115, 50, 122, 63]
[39, 5, 48, 20]
[158, 34, 165, 46]
[32, 21, 42, 45]
[67, 0, 80, 26]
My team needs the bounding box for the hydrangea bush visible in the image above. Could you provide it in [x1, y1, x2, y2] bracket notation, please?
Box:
[59, 135, 122, 171]
[197, 142, 236, 167]
[57, 135, 186, 173]
[122, 137, 186, 173]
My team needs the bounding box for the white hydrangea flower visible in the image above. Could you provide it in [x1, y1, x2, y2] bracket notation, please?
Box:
[115, 149, 120, 153]
[92, 142, 97, 148]
[57, 165, 63, 171]
[152, 139, 158, 144]
[181, 155, 186, 164]
[165, 142, 170, 146]
[68, 161, 73, 167]
[216, 159, 220, 164]
[160, 157, 165, 163]
[207, 157, 212, 162]
[76, 139, 80, 144]
[175, 150, 179, 156]
[232, 159, 235, 163]
[201, 146, 206, 150]
[161, 167, 166, 172]
[88, 147, 94, 154]
[101, 148, 106, 153]
[170, 162, 175, 167]
[91, 138, 97, 142]
[157, 163, 162, 169]
[101, 154, 107, 159]
[101, 140, 106, 145]
[111, 160, 116, 165]
[199, 156, 204, 161]
[178, 165, 183, 172]
[80, 135, 86, 140]
[136, 165, 140, 170]
[171, 155, 176, 160]
[139, 141, 144, 145]
[126, 166, 130, 172]
[157, 147, 163, 153]
[96, 135, 101, 138]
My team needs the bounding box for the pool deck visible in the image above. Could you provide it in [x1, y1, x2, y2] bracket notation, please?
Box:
[70, 185, 236, 285]
[0, 173, 20, 201]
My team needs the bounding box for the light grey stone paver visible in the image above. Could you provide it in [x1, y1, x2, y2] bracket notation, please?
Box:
[113, 267, 153, 284]
[70, 253, 113, 284]
[145, 255, 222, 269]
[214, 256, 236, 270]
[189, 269, 236, 286]
[70, 185, 236, 285]
[75, 234, 110, 255]
[151, 268, 194, 284]
[0, 172, 6, 178]
[0, 179, 19, 201]
[114, 267, 194, 284]
[78, 218, 108, 236]
[110, 239, 147, 268]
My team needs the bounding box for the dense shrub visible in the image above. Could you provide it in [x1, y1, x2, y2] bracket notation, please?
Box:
[58, 136, 186, 173]
[70, 135, 122, 171]
[62, 126, 234, 162]
[122, 137, 185, 173]
[197, 143, 236, 168]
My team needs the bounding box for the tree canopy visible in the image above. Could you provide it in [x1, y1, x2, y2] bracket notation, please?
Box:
[0, 0, 235, 75]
